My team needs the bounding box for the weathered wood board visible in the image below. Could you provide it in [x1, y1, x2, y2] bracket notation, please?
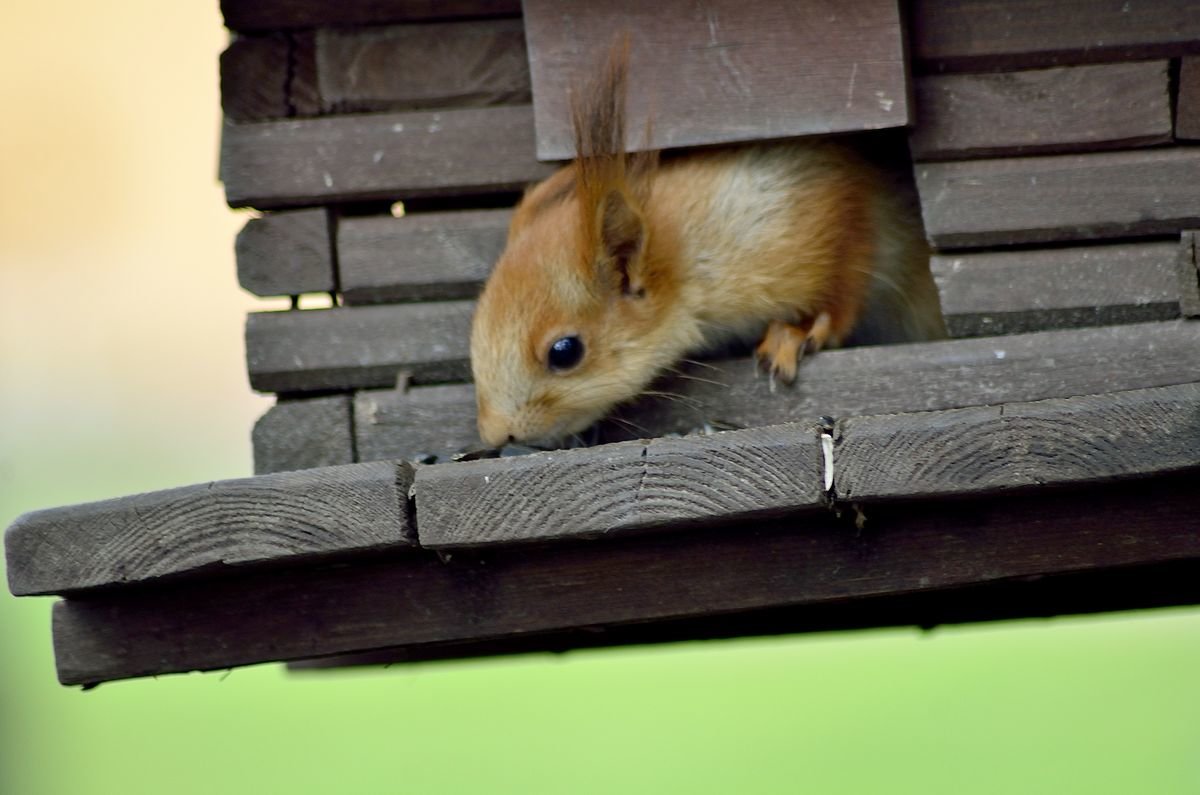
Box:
[49, 472, 1200, 685]
[416, 424, 825, 547]
[835, 383, 1200, 501]
[523, 0, 909, 160]
[354, 384, 479, 465]
[220, 106, 555, 209]
[236, 209, 333, 297]
[6, 462, 415, 597]
[220, 0, 521, 32]
[316, 20, 529, 116]
[910, 0, 1200, 72]
[909, 61, 1172, 160]
[341, 321, 1200, 462]
[1181, 231, 1200, 318]
[245, 301, 474, 393]
[220, 33, 320, 122]
[1178, 57, 1200, 141]
[339, 210, 509, 304]
[601, 320, 1200, 442]
[915, 148, 1200, 249]
[252, 394, 355, 475]
[931, 241, 1182, 337]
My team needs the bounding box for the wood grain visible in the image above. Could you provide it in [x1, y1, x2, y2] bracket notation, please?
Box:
[49, 473, 1200, 684]
[252, 395, 355, 475]
[339, 210, 509, 304]
[6, 462, 414, 597]
[415, 424, 825, 547]
[220, 0, 521, 32]
[523, 0, 909, 160]
[220, 106, 555, 209]
[236, 209, 334, 298]
[245, 301, 474, 394]
[909, 61, 1172, 161]
[600, 320, 1200, 442]
[1180, 231, 1200, 318]
[355, 384, 480, 464]
[915, 148, 1200, 249]
[1178, 57, 1200, 141]
[316, 20, 529, 115]
[931, 241, 1182, 337]
[835, 383, 1200, 501]
[910, 0, 1200, 73]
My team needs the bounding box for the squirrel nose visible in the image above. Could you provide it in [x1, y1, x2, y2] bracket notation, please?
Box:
[477, 412, 513, 449]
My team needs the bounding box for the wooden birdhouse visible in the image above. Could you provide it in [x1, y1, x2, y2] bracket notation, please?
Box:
[6, 0, 1200, 686]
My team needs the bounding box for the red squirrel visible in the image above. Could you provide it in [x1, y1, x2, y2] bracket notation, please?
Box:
[470, 46, 946, 448]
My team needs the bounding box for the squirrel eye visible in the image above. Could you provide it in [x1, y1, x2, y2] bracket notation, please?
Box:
[547, 336, 585, 371]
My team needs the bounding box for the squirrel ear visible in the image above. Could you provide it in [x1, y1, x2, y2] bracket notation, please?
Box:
[598, 189, 646, 296]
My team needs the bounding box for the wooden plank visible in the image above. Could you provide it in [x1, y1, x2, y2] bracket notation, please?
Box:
[355, 384, 479, 464]
[220, 0, 520, 31]
[339, 210, 508, 305]
[219, 33, 319, 122]
[315, 20, 529, 115]
[1180, 231, 1200, 317]
[252, 395, 355, 475]
[49, 473, 1200, 685]
[244, 302, 474, 393]
[1178, 57, 1200, 141]
[910, 0, 1200, 73]
[236, 209, 334, 298]
[346, 321, 1200, 461]
[220, 105, 555, 209]
[599, 320, 1200, 443]
[415, 424, 825, 548]
[931, 241, 1182, 337]
[523, 0, 909, 160]
[909, 61, 1172, 161]
[835, 384, 1200, 502]
[914, 148, 1200, 249]
[5, 462, 415, 597]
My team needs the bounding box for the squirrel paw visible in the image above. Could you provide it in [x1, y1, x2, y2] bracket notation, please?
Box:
[755, 313, 832, 383]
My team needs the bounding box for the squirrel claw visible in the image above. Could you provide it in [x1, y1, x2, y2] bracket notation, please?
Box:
[755, 313, 833, 383]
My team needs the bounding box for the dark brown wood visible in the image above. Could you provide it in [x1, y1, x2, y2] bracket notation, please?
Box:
[910, 0, 1200, 73]
[909, 61, 1172, 161]
[315, 20, 529, 115]
[339, 210, 509, 305]
[355, 384, 480, 464]
[835, 383, 1200, 502]
[220, 33, 319, 122]
[915, 148, 1200, 249]
[1178, 57, 1200, 141]
[600, 320, 1200, 442]
[49, 473, 1200, 685]
[236, 209, 333, 298]
[415, 424, 825, 548]
[931, 241, 1182, 337]
[523, 0, 909, 160]
[245, 302, 474, 393]
[221, 0, 521, 32]
[5, 462, 415, 597]
[289, 555, 1200, 670]
[1180, 231, 1200, 318]
[344, 321, 1200, 462]
[220, 106, 555, 209]
[252, 395, 355, 475]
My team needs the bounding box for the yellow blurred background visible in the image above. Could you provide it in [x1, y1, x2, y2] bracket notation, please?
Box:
[1, 4, 1198, 794]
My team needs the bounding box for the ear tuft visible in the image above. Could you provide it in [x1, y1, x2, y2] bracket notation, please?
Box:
[600, 189, 645, 295]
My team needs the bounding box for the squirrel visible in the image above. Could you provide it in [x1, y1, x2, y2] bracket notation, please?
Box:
[470, 44, 946, 448]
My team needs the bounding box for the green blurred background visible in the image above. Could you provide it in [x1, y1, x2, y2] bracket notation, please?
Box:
[1, 4, 1197, 793]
